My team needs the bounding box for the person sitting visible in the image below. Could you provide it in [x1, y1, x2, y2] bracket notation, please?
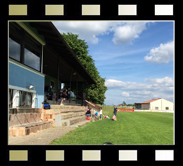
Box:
[67, 88, 71, 100]
[48, 87, 53, 100]
[90, 108, 95, 122]
[94, 110, 99, 121]
[85, 108, 91, 118]
[56, 89, 61, 105]
[60, 90, 67, 105]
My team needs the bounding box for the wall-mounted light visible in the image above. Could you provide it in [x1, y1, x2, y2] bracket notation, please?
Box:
[27, 84, 34, 90]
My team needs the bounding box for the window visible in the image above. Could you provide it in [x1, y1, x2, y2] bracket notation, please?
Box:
[19, 91, 33, 107]
[24, 48, 40, 71]
[155, 107, 159, 110]
[24, 32, 41, 71]
[9, 37, 21, 61]
[9, 89, 14, 108]
[166, 107, 169, 110]
[9, 22, 42, 71]
[25, 92, 32, 106]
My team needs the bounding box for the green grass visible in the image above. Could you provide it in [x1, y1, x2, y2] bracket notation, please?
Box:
[50, 106, 174, 145]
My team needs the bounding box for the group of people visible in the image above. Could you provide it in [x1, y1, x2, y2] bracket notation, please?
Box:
[56, 87, 71, 105]
[85, 105, 117, 121]
[85, 107, 102, 121]
[45, 86, 71, 105]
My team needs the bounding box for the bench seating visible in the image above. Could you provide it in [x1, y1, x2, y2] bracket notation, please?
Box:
[9, 121, 52, 136]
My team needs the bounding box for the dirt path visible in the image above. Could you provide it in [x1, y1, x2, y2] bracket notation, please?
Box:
[8, 126, 75, 145]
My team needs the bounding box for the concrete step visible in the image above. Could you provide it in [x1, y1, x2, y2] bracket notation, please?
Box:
[60, 115, 86, 127]
[52, 109, 86, 114]
[70, 120, 90, 128]
[47, 100, 81, 105]
[42, 107, 86, 114]
[9, 121, 52, 136]
[9, 113, 42, 127]
[50, 105, 86, 110]
[70, 115, 87, 125]
[60, 112, 85, 120]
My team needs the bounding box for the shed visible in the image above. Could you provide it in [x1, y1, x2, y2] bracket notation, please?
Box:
[141, 98, 174, 111]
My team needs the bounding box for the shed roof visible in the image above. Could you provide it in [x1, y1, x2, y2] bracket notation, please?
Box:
[141, 98, 161, 104]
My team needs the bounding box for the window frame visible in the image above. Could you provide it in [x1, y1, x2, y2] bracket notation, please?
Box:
[19, 91, 33, 108]
[9, 89, 14, 108]
[9, 22, 42, 72]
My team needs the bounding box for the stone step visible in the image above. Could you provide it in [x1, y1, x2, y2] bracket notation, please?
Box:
[9, 113, 42, 127]
[47, 100, 81, 105]
[61, 112, 85, 120]
[50, 105, 86, 110]
[60, 115, 86, 127]
[9, 121, 52, 136]
[70, 120, 90, 128]
[53, 109, 86, 114]
[42, 107, 86, 115]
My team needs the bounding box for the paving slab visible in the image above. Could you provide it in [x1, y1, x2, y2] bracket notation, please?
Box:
[8, 126, 75, 145]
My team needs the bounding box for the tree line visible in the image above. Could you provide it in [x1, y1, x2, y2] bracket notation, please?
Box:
[62, 33, 107, 105]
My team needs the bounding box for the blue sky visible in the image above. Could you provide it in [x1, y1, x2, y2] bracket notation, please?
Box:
[53, 21, 174, 105]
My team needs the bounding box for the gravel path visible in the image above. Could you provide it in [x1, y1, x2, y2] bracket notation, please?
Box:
[8, 126, 75, 145]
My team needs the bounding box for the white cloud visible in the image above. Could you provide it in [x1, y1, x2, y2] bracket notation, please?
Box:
[53, 21, 153, 45]
[134, 90, 151, 95]
[112, 22, 148, 45]
[105, 76, 174, 103]
[53, 21, 115, 44]
[144, 41, 174, 63]
[121, 92, 130, 97]
[105, 79, 148, 90]
[145, 76, 173, 88]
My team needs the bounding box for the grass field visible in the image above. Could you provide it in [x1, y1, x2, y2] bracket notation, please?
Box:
[50, 106, 174, 145]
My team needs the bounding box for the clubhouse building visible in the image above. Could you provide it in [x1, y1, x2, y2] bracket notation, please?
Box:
[9, 21, 96, 110]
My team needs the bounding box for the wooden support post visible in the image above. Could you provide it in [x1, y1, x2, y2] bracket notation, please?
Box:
[69, 70, 72, 104]
[82, 82, 84, 106]
[76, 75, 78, 105]
[57, 59, 60, 91]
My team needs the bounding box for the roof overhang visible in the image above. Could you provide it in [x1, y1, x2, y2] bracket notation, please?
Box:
[28, 22, 96, 84]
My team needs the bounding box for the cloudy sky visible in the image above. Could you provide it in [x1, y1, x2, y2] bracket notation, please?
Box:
[53, 21, 174, 105]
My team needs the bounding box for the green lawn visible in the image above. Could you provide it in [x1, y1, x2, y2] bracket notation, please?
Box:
[50, 106, 174, 145]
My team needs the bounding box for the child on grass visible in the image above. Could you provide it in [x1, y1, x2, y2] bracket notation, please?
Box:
[102, 114, 111, 120]
[95, 110, 99, 121]
[99, 108, 103, 120]
[113, 105, 117, 121]
[112, 114, 116, 121]
[90, 108, 95, 122]
[85, 108, 91, 117]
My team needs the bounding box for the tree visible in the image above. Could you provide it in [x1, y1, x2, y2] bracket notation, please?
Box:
[122, 101, 127, 106]
[62, 33, 107, 104]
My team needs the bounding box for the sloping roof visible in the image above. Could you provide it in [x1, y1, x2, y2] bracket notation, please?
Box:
[141, 98, 161, 104]
[28, 22, 96, 84]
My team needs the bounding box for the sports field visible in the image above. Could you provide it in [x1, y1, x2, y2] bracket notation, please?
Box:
[50, 106, 174, 145]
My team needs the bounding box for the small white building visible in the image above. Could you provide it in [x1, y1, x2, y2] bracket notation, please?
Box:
[141, 98, 174, 111]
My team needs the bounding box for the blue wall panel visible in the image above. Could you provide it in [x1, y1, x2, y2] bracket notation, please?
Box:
[9, 61, 44, 108]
